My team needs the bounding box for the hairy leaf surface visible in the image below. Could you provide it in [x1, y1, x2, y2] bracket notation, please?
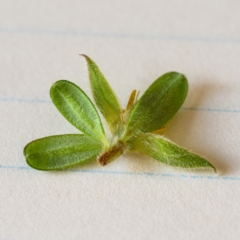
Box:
[50, 80, 107, 145]
[24, 134, 102, 170]
[82, 55, 122, 133]
[128, 133, 216, 172]
[125, 72, 188, 135]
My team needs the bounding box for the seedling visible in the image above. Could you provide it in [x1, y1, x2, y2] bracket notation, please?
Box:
[24, 55, 216, 172]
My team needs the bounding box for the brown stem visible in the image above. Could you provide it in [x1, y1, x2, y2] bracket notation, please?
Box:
[98, 141, 125, 166]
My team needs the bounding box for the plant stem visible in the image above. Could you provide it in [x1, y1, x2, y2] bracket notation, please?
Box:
[98, 141, 125, 166]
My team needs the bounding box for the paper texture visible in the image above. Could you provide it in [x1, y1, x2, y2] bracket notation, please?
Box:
[1, 0, 240, 239]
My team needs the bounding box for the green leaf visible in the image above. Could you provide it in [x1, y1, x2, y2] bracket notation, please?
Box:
[128, 133, 216, 172]
[81, 55, 122, 134]
[50, 80, 108, 146]
[125, 72, 188, 136]
[24, 134, 103, 170]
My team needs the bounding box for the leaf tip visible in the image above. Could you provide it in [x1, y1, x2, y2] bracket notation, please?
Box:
[205, 162, 217, 174]
[212, 166, 217, 174]
[79, 54, 89, 60]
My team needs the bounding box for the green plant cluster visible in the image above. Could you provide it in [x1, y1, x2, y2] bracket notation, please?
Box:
[24, 55, 216, 172]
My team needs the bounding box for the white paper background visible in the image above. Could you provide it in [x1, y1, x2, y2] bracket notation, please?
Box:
[1, 0, 240, 239]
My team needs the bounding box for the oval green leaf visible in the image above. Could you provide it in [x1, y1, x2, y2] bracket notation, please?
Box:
[50, 80, 107, 145]
[128, 133, 216, 172]
[125, 72, 188, 135]
[24, 134, 103, 170]
[81, 55, 122, 134]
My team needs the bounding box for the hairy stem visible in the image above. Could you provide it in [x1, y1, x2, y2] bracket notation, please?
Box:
[98, 141, 125, 166]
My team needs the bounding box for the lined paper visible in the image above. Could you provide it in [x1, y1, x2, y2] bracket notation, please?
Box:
[1, 1, 240, 239]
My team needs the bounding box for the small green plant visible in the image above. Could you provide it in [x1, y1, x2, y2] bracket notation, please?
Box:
[24, 55, 216, 172]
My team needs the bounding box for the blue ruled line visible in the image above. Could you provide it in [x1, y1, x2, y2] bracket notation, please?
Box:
[0, 26, 240, 44]
[1, 164, 240, 181]
[0, 97, 50, 103]
[1, 97, 239, 113]
[181, 107, 240, 113]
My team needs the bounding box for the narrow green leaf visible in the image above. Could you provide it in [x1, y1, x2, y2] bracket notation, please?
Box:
[24, 134, 103, 170]
[81, 54, 122, 133]
[128, 133, 216, 172]
[125, 72, 188, 135]
[50, 80, 107, 145]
